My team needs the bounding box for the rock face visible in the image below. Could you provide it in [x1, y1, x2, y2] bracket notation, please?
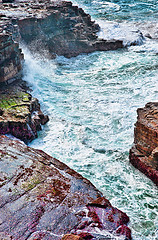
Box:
[0, 33, 23, 84]
[0, 135, 131, 240]
[129, 102, 158, 186]
[17, 1, 123, 58]
[0, 83, 49, 143]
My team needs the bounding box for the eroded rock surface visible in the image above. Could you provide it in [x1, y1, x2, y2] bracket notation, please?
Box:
[129, 102, 158, 186]
[0, 135, 131, 240]
[0, 83, 49, 143]
[0, 33, 23, 84]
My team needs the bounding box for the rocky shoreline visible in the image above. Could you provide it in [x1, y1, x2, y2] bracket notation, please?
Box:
[0, 0, 157, 239]
[0, 0, 123, 84]
[0, 82, 49, 143]
[0, 0, 132, 239]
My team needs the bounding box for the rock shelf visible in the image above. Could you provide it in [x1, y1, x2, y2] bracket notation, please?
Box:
[0, 0, 123, 84]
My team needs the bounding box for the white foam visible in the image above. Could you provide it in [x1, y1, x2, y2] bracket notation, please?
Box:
[97, 20, 145, 46]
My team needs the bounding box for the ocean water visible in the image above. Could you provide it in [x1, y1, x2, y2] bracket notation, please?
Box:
[23, 0, 158, 239]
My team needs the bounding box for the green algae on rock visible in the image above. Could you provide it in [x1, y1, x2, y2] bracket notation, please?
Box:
[0, 84, 49, 143]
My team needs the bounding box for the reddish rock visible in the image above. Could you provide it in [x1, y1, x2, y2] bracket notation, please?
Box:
[0, 135, 131, 240]
[129, 102, 158, 185]
[62, 234, 83, 240]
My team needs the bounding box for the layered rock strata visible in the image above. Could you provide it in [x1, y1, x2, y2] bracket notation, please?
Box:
[0, 83, 49, 143]
[129, 102, 158, 186]
[0, 33, 23, 84]
[0, 135, 131, 240]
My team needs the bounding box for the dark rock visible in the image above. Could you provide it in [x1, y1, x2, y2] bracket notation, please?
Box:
[145, 33, 152, 39]
[0, 135, 132, 240]
[0, 108, 4, 116]
[0, 33, 23, 84]
[2, 0, 14, 3]
[129, 102, 158, 186]
[0, 0, 123, 63]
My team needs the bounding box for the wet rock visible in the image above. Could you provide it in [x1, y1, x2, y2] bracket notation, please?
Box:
[129, 102, 158, 186]
[0, 84, 49, 143]
[0, 232, 12, 240]
[71, 197, 131, 239]
[0, 135, 131, 240]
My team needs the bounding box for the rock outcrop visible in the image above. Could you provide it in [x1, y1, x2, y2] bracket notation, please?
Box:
[0, 135, 131, 240]
[17, 1, 123, 58]
[0, 32, 23, 84]
[0, 83, 49, 143]
[0, 0, 123, 63]
[129, 102, 158, 186]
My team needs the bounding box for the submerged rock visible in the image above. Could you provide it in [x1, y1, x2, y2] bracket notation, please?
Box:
[0, 135, 131, 240]
[129, 102, 158, 186]
[0, 83, 49, 143]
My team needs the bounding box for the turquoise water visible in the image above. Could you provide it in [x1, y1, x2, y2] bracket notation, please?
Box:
[23, 1, 158, 239]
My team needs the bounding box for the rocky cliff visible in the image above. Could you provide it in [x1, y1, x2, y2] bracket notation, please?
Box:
[0, 0, 123, 75]
[17, 1, 123, 58]
[0, 33, 23, 84]
[129, 102, 158, 186]
[0, 135, 131, 240]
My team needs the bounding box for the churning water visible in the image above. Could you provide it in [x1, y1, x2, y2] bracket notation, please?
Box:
[23, 0, 158, 239]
